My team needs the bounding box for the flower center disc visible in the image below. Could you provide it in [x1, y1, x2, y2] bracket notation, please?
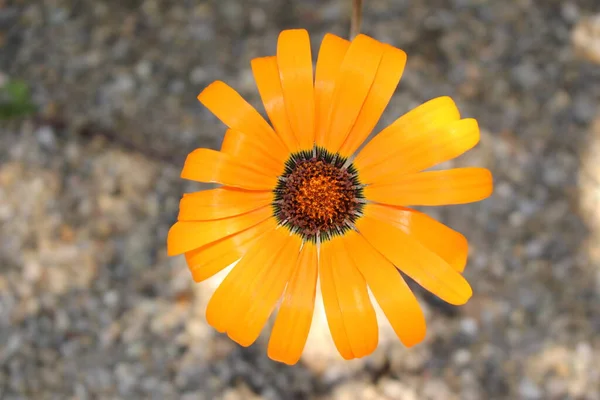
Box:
[273, 147, 364, 242]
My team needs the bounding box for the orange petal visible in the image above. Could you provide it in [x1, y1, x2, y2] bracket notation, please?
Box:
[166, 206, 272, 256]
[205, 228, 289, 333]
[178, 187, 272, 221]
[221, 128, 285, 175]
[251, 56, 300, 153]
[181, 148, 277, 190]
[319, 240, 354, 359]
[268, 242, 318, 365]
[314, 34, 350, 147]
[342, 230, 426, 347]
[185, 218, 277, 282]
[338, 44, 407, 157]
[357, 206, 473, 305]
[364, 203, 468, 273]
[328, 237, 378, 358]
[324, 34, 385, 152]
[364, 167, 493, 206]
[355, 96, 460, 171]
[359, 118, 480, 184]
[197, 81, 287, 159]
[277, 29, 315, 149]
[227, 232, 302, 347]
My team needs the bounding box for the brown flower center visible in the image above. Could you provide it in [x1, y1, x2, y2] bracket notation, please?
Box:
[273, 147, 364, 242]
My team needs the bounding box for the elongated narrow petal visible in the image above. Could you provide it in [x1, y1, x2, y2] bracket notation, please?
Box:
[205, 228, 289, 333]
[342, 230, 426, 347]
[358, 206, 473, 305]
[364, 204, 468, 272]
[227, 233, 302, 347]
[328, 238, 378, 358]
[268, 242, 318, 365]
[167, 206, 272, 256]
[324, 34, 385, 152]
[355, 96, 460, 170]
[221, 129, 285, 176]
[197, 81, 287, 158]
[364, 167, 493, 206]
[181, 148, 278, 190]
[359, 118, 480, 184]
[251, 56, 300, 152]
[185, 218, 277, 282]
[319, 240, 354, 359]
[277, 29, 315, 149]
[178, 187, 272, 221]
[338, 44, 406, 157]
[314, 34, 350, 147]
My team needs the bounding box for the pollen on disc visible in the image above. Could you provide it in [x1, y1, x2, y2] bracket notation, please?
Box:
[273, 146, 364, 242]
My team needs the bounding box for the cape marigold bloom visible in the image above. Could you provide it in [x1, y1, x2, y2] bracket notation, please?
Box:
[167, 29, 493, 365]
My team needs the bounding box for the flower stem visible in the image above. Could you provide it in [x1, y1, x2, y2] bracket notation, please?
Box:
[350, 0, 363, 39]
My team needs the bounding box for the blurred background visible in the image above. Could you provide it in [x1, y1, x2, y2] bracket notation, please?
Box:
[1, 0, 600, 399]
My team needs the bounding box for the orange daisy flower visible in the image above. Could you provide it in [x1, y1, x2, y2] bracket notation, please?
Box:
[167, 29, 493, 365]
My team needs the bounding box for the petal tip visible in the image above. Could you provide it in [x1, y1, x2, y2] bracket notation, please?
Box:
[353, 33, 376, 42]
[227, 332, 255, 348]
[428, 95, 459, 114]
[197, 80, 224, 102]
[383, 42, 408, 59]
[403, 332, 426, 348]
[190, 270, 208, 283]
[322, 32, 345, 42]
[277, 29, 310, 46]
[280, 28, 308, 36]
[360, 337, 379, 358]
[166, 223, 182, 256]
[453, 284, 473, 306]
[481, 169, 495, 199]
[267, 347, 300, 366]
[402, 319, 427, 347]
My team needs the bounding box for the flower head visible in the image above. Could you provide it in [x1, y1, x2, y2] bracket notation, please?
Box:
[167, 29, 493, 365]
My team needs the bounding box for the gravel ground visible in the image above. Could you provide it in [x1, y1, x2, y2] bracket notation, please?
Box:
[2, 0, 600, 399]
